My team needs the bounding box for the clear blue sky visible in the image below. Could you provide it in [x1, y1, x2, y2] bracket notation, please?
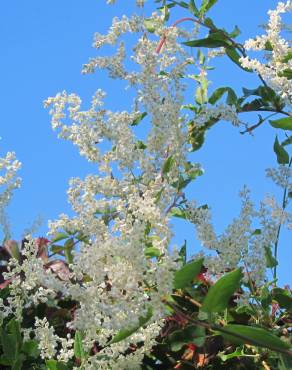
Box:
[0, 1, 290, 284]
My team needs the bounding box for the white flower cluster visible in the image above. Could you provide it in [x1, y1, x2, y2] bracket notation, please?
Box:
[192, 103, 240, 127]
[0, 150, 21, 237]
[240, 1, 292, 103]
[188, 163, 291, 284]
[34, 317, 74, 362]
[43, 7, 194, 367]
[107, 0, 145, 6]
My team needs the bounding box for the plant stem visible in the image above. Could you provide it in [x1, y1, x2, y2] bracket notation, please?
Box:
[273, 157, 292, 279]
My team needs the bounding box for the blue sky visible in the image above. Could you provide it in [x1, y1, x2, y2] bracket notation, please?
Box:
[0, 0, 290, 284]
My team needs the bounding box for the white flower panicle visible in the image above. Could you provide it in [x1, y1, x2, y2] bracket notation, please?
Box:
[43, 5, 193, 367]
[240, 1, 292, 103]
[0, 150, 21, 237]
[192, 103, 241, 127]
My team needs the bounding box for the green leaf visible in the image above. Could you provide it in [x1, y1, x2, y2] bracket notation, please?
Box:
[270, 117, 292, 131]
[282, 135, 292, 146]
[189, 0, 200, 17]
[161, 5, 170, 21]
[0, 320, 23, 369]
[195, 86, 208, 105]
[162, 156, 175, 175]
[21, 340, 40, 359]
[64, 238, 74, 264]
[168, 325, 205, 351]
[221, 324, 292, 353]
[228, 25, 241, 38]
[219, 347, 243, 362]
[7, 319, 22, 347]
[183, 37, 229, 48]
[209, 87, 237, 105]
[50, 245, 64, 254]
[272, 288, 292, 311]
[168, 1, 189, 9]
[264, 40, 273, 51]
[173, 258, 204, 289]
[204, 17, 216, 29]
[273, 136, 289, 164]
[75, 232, 90, 244]
[179, 240, 187, 265]
[109, 307, 153, 344]
[51, 233, 68, 243]
[200, 0, 218, 15]
[202, 268, 243, 312]
[281, 51, 292, 63]
[144, 19, 157, 33]
[278, 69, 292, 80]
[170, 208, 187, 219]
[74, 331, 85, 360]
[131, 112, 147, 126]
[252, 228, 262, 235]
[46, 360, 69, 370]
[135, 140, 147, 150]
[225, 47, 252, 72]
[145, 247, 161, 258]
[188, 127, 206, 151]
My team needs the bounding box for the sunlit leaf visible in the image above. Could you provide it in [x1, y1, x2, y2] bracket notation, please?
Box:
[221, 324, 292, 353]
[202, 268, 243, 312]
[173, 258, 204, 289]
[270, 117, 292, 131]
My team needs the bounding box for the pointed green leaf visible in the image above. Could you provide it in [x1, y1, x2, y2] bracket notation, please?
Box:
[282, 135, 292, 146]
[162, 156, 175, 175]
[64, 238, 74, 264]
[270, 117, 292, 131]
[209, 87, 237, 105]
[74, 331, 85, 360]
[173, 258, 204, 289]
[189, 0, 199, 16]
[222, 324, 292, 353]
[51, 233, 68, 243]
[264, 40, 273, 51]
[278, 69, 292, 80]
[273, 136, 289, 164]
[202, 268, 243, 312]
[22, 340, 40, 359]
[144, 19, 157, 33]
[131, 112, 147, 126]
[229, 25, 241, 38]
[145, 247, 161, 258]
[183, 38, 229, 48]
[200, 0, 218, 15]
[46, 360, 69, 370]
[225, 47, 252, 72]
[272, 288, 292, 311]
[179, 240, 187, 265]
[50, 245, 64, 254]
[281, 51, 292, 63]
[264, 246, 278, 268]
[170, 208, 187, 219]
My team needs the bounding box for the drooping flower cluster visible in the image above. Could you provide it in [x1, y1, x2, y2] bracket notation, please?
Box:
[42, 7, 196, 368]
[187, 163, 291, 284]
[0, 150, 21, 237]
[240, 1, 292, 103]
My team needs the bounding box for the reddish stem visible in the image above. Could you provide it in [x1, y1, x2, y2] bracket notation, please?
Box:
[156, 17, 199, 53]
